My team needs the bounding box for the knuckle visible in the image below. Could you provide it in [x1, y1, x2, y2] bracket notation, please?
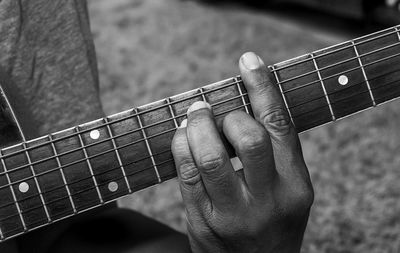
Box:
[260, 107, 292, 136]
[197, 152, 227, 174]
[179, 159, 201, 186]
[237, 129, 269, 154]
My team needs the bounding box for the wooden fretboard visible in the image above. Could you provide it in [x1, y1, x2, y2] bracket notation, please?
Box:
[1, 25, 400, 242]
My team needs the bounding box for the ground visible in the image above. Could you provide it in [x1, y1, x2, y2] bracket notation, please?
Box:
[88, 1, 400, 252]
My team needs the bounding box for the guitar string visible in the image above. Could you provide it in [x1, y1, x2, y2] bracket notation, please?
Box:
[2, 76, 400, 233]
[0, 39, 399, 183]
[0, 28, 394, 215]
[3, 73, 400, 228]
[273, 25, 400, 71]
[0, 93, 248, 179]
[0, 78, 242, 160]
[0, 158, 177, 223]
[276, 39, 400, 87]
[0, 169, 180, 237]
[0, 102, 251, 210]
[0, 150, 173, 212]
[288, 87, 399, 131]
[288, 67, 400, 118]
[0, 26, 399, 161]
[2, 56, 389, 196]
[0, 100, 252, 226]
[2, 64, 400, 216]
[282, 50, 400, 94]
[0, 44, 399, 186]
[0, 25, 398, 241]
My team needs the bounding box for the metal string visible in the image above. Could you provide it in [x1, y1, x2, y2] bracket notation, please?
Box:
[282, 50, 400, 94]
[288, 67, 400, 118]
[278, 40, 400, 88]
[0, 78, 242, 160]
[0, 102, 251, 212]
[1, 26, 400, 161]
[272, 25, 400, 71]
[0, 37, 400, 201]
[1, 26, 400, 238]
[1, 38, 400, 207]
[0, 158, 176, 223]
[0, 93, 248, 179]
[2, 64, 400, 219]
[0, 169, 180, 238]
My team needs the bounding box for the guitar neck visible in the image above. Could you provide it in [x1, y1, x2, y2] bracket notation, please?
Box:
[1, 25, 400, 242]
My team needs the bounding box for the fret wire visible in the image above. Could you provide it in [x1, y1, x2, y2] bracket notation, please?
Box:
[200, 87, 207, 103]
[0, 101, 253, 211]
[0, 150, 27, 231]
[1, 26, 398, 241]
[289, 67, 400, 119]
[48, 134, 77, 213]
[1, 29, 400, 162]
[290, 65, 398, 111]
[285, 49, 400, 95]
[235, 76, 249, 114]
[270, 65, 296, 127]
[166, 98, 179, 128]
[0, 163, 181, 232]
[0, 77, 240, 161]
[135, 109, 162, 183]
[1, 32, 399, 162]
[288, 71, 400, 117]
[0, 220, 3, 240]
[0, 93, 250, 189]
[291, 87, 373, 119]
[104, 117, 132, 193]
[273, 27, 399, 72]
[2, 35, 400, 184]
[0, 145, 174, 211]
[352, 40, 376, 106]
[0, 101, 255, 220]
[311, 54, 336, 121]
[2, 42, 400, 182]
[22, 143, 51, 222]
[0, 148, 172, 211]
[396, 26, 400, 41]
[276, 40, 400, 86]
[75, 127, 103, 204]
[0, 170, 187, 242]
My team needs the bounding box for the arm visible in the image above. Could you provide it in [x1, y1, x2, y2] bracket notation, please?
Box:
[0, 1, 105, 251]
[0, 0, 103, 138]
[172, 52, 314, 253]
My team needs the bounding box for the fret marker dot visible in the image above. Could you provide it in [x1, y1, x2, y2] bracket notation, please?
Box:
[19, 182, 29, 193]
[338, 75, 349, 86]
[90, 130, 100, 140]
[108, 182, 118, 192]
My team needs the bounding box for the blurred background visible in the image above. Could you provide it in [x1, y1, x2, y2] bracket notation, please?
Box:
[88, 0, 400, 252]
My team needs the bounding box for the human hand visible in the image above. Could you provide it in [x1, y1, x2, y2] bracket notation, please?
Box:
[171, 52, 314, 253]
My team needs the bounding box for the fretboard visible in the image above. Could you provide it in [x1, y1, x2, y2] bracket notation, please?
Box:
[1, 24, 400, 242]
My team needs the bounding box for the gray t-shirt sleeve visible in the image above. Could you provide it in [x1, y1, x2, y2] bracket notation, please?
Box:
[0, 0, 104, 140]
[0, 1, 104, 251]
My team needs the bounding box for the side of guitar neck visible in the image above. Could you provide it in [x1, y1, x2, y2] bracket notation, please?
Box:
[0, 24, 400, 242]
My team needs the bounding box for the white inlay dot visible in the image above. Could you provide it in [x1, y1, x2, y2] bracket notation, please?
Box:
[338, 75, 349, 86]
[108, 182, 118, 192]
[19, 182, 29, 193]
[90, 130, 100, 140]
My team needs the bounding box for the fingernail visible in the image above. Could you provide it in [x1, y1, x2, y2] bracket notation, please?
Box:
[241, 52, 263, 70]
[179, 119, 187, 128]
[187, 101, 211, 115]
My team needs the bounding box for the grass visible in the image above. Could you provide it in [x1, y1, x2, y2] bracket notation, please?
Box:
[88, 0, 400, 252]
